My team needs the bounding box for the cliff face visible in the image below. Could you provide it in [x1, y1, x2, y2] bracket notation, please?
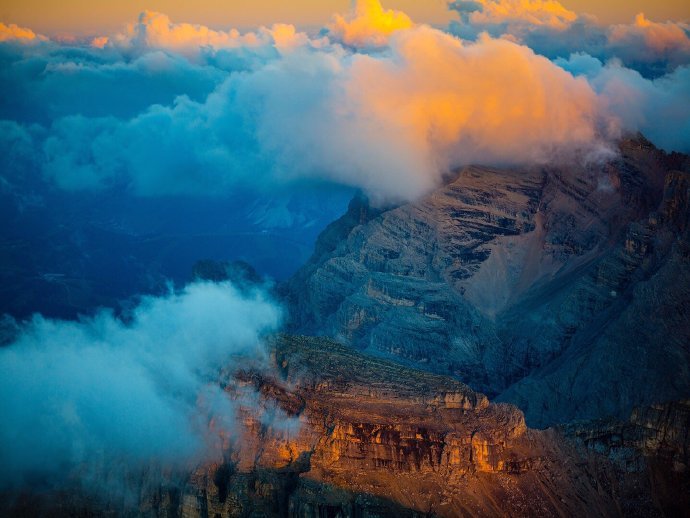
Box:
[4, 336, 687, 517]
[180, 337, 690, 518]
[284, 137, 690, 427]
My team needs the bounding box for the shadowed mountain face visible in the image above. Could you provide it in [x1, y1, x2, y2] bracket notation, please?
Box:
[284, 136, 690, 428]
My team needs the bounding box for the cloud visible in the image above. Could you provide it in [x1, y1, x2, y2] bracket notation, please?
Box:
[30, 21, 614, 203]
[450, 0, 577, 30]
[608, 14, 690, 73]
[0, 282, 282, 491]
[246, 27, 611, 201]
[557, 55, 690, 153]
[105, 10, 313, 60]
[448, 0, 581, 45]
[0, 43, 226, 125]
[326, 0, 414, 48]
[0, 22, 46, 43]
[447, 2, 690, 77]
[113, 10, 260, 52]
[339, 29, 610, 171]
[1, 3, 688, 205]
[90, 36, 109, 49]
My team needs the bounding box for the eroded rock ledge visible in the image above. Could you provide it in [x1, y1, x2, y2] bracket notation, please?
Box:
[179, 336, 685, 517]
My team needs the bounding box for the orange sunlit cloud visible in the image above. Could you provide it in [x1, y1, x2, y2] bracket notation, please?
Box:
[610, 13, 690, 54]
[461, 0, 578, 29]
[334, 27, 608, 190]
[0, 0, 687, 202]
[327, 0, 413, 47]
[0, 21, 46, 42]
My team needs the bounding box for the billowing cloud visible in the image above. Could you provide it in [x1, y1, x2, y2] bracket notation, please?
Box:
[340, 29, 609, 168]
[0, 2, 688, 204]
[114, 10, 260, 51]
[0, 22, 47, 43]
[0, 282, 281, 490]
[28, 20, 613, 203]
[105, 10, 312, 60]
[326, 0, 413, 48]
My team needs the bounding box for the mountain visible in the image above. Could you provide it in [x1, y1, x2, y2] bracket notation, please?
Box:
[3, 136, 689, 517]
[5, 335, 687, 517]
[283, 136, 690, 427]
[0, 184, 350, 320]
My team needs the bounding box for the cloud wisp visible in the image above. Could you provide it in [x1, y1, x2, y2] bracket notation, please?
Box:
[0, 282, 281, 491]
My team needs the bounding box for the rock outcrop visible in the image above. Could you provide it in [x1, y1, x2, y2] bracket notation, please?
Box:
[284, 137, 690, 427]
[562, 399, 690, 517]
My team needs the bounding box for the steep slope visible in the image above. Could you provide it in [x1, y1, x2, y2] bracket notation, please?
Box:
[496, 168, 690, 425]
[284, 137, 690, 426]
